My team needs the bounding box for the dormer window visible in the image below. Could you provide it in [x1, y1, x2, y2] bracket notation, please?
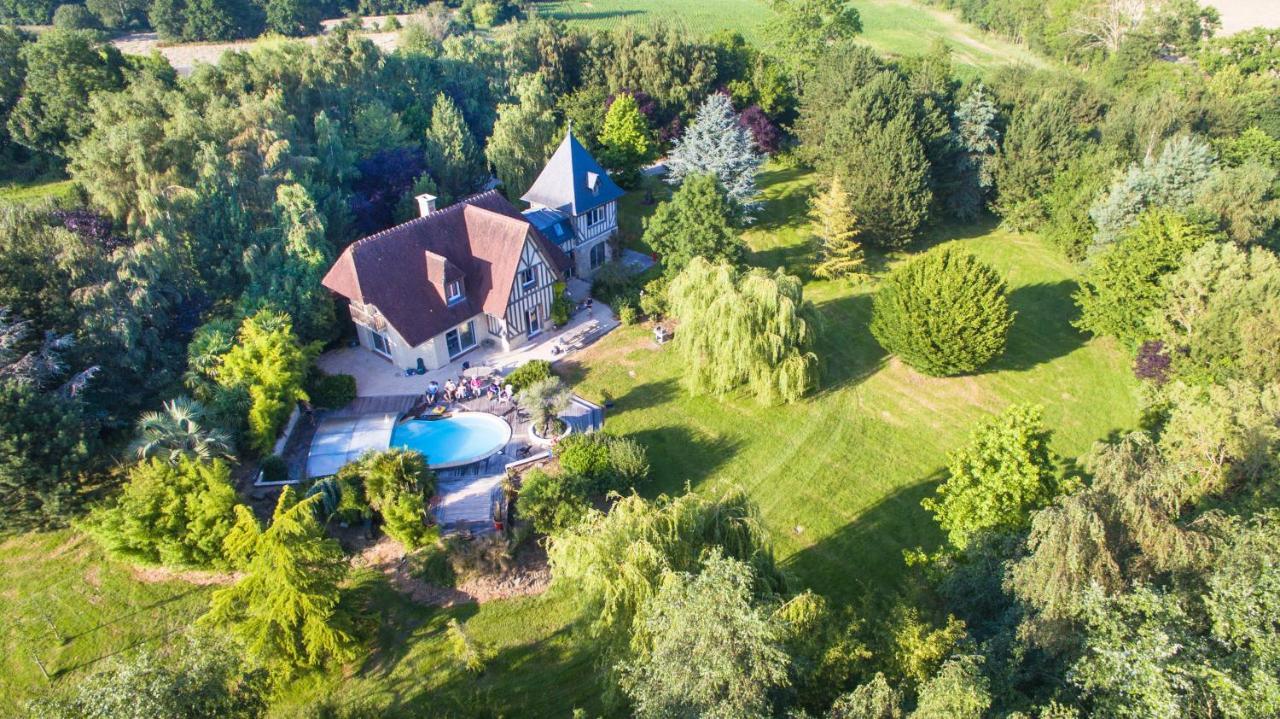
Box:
[446, 278, 464, 305]
[519, 267, 536, 289]
[585, 206, 607, 227]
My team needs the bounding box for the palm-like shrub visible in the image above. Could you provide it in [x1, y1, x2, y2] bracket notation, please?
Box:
[130, 396, 235, 464]
[521, 376, 572, 435]
[870, 246, 1014, 376]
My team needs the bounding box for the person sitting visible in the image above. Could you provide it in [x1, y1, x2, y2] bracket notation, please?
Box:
[457, 376, 471, 400]
[502, 383, 514, 403]
[470, 376, 484, 398]
[444, 379, 457, 403]
[487, 376, 502, 399]
[425, 380, 440, 405]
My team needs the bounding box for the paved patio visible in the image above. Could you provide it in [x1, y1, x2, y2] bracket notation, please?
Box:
[318, 291, 619, 397]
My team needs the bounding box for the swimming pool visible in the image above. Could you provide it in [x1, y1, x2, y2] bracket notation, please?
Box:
[390, 412, 513, 469]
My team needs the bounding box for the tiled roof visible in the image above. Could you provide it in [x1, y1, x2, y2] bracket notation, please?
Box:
[322, 191, 571, 347]
[520, 129, 624, 215]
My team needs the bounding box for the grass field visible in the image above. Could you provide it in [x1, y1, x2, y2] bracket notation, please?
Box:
[0, 167, 1136, 716]
[0, 178, 76, 204]
[539, 0, 1043, 72]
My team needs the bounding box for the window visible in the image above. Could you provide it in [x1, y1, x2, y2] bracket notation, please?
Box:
[589, 241, 608, 269]
[446, 279, 464, 305]
[369, 330, 391, 357]
[519, 266, 535, 289]
[585, 206, 607, 227]
[445, 320, 477, 358]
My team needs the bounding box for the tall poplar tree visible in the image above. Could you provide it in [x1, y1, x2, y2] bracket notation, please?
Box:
[424, 93, 484, 202]
[485, 73, 560, 198]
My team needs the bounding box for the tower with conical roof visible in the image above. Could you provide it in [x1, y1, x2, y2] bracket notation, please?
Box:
[520, 128, 623, 278]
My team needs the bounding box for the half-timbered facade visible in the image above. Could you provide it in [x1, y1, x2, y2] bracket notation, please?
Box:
[321, 190, 572, 371]
[521, 129, 624, 279]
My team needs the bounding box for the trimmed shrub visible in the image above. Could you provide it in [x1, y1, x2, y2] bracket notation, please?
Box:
[871, 246, 1014, 377]
[557, 433, 651, 494]
[516, 468, 590, 535]
[506, 359, 552, 391]
[307, 372, 356, 409]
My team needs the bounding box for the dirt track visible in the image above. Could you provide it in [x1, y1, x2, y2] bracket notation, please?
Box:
[111, 14, 409, 74]
[1205, 0, 1280, 35]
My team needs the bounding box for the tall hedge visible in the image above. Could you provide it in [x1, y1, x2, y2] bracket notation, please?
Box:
[870, 246, 1014, 376]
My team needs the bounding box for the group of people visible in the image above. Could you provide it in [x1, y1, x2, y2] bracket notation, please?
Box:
[423, 374, 510, 406]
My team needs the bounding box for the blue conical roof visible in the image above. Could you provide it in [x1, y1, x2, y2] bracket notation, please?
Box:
[521, 129, 624, 215]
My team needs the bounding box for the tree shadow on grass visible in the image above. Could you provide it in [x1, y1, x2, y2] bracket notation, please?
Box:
[781, 470, 946, 607]
[811, 292, 887, 395]
[627, 426, 741, 497]
[992, 280, 1085, 372]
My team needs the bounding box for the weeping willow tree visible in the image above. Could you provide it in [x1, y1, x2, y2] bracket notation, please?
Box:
[547, 488, 783, 663]
[667, 258, 821, 404]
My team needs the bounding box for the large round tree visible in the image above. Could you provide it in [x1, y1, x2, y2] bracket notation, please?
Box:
[870, 246, 1013, 376]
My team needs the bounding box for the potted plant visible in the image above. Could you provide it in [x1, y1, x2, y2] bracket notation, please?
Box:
[523, 377, 572, 445]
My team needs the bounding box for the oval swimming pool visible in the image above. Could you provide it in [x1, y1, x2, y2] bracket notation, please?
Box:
[390, 412, 513, 469]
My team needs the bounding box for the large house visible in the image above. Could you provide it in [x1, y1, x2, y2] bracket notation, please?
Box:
[320, 131, 622, 371]
[520, 128, 623, 278]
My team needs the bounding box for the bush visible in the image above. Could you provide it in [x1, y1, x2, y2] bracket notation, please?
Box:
[384, 15, 402, 30]
[617, 301, 639, 325]
[590, 260, 639, 306]
[307, 372, 356, 409]
[870, 246, 1014, 377]
[557, 433, 651, 494]
[639, 276, 670, 319]
[259, 454, 288, 483]
[339, 449, 436, 549]
[516, 468, 590, 535]
[506, 359, 552, 391]
[88, 457, 242, 568]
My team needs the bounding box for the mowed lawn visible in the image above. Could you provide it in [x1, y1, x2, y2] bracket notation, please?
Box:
[0, 168, 1134, 717]
[538, 0, 1043, 72]
[0, 531, 213, 713]
[563, 165, 1138, 599]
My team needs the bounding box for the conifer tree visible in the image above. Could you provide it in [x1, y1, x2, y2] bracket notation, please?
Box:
[946, 84, 1000, 221]
[486, 73, 560, 198]
[810, 175, 863, 280]
[667, 92, 763, 211]
[201, 486, 354, 678]
[597, 93, 654, 188]
[424, 93, 484, 202]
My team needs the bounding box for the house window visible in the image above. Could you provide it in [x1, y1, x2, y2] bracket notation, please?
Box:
[519, 266, 536, 289]
[589, 241, 608, 269]
[445, 320, 477, 358]
[369, 330, 391, 357]
[446, 278, 464, 305]
[585, 206, 607, 227]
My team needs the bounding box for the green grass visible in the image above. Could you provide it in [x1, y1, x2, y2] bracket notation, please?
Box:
[539, 0, 1043, 72]
[0, 178, 76, 204]
[0, 531, 211, 714]
[0, 167, 1136, 716]
[562, 164, 1138, 599]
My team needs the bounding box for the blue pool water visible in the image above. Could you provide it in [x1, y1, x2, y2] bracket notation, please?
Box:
[390, 412, 513, 469]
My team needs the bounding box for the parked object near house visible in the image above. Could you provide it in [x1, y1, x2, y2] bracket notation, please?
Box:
[322, 190, 573, 372]
[520, 129, 623, 279]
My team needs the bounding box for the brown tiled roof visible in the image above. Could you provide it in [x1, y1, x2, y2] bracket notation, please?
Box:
[322, 191, 571, 347]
